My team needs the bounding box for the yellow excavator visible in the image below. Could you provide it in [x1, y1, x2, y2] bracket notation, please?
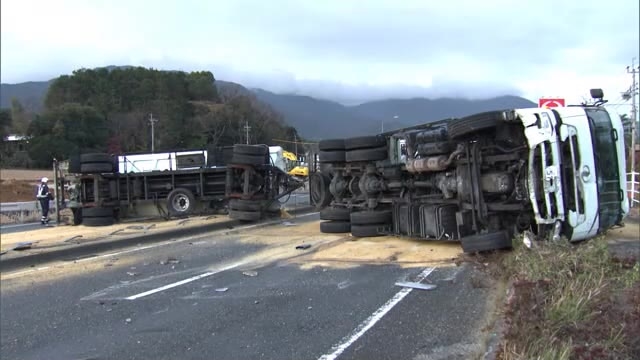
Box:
[282, 150, 309, 178]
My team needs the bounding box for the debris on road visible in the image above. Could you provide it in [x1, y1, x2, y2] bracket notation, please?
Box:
[394, 281, 437, 291]
[282, 221, 298, 226]
[125, 318, 132, 323]
[243, 270, 258, 277]
[522, 230, 534, 249]
[295, 244, 312, 250]
[160, 257, 180, 265]
[0, 250, 7, 256]
[63, 235, 83, 243]
[215, 287, 229, 292]
[126, 272, 138, 277]
[13, 242, 33, 251]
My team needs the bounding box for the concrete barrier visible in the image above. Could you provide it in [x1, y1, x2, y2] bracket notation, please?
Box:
[0, 200, 59, 224]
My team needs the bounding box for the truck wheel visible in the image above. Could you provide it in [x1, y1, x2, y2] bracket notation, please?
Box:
[319, 139, 345, 151]
[230, 154, 266, 166]
[319, 151, 346, 163]
[68, 155, 81, 174]
[229, 209, 262, 221]
[346, 147, 388, 162]
[233, 144, 269, 156]
[460, 231, 512, 253]
[83, 216, 115, 226]
[310, 172, 333, 209]
[350, 210, 392, 225]
[167, 188, 196, 216]
[320, 207, 350, 221]
[351, 224, 386, 237]
[80, 162, 114, 174]
[229, 199, 263, 212]
[82, 207, 114, 218]
[320, 221, 351, 233]
[448, 112, 501, 140]
[345, 135, 387, 150]
[82, 206, 114, 227]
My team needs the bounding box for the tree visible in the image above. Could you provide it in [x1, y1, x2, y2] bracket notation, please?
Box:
[10, 98, 31, 135]
[0, 109, 11, 142]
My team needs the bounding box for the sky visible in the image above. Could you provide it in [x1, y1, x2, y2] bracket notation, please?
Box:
[1, 0, 639, 108]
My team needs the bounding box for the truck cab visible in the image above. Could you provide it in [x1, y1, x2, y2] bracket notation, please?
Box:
[309, 89, 628, 252]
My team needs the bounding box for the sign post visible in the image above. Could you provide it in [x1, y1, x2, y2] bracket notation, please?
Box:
[538, 98, 565, 108]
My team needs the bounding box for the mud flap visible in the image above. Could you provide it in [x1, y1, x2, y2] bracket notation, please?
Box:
[460, 231, 512, 253]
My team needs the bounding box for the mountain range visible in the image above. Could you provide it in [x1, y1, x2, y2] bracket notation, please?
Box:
[1, 75, 536, 139]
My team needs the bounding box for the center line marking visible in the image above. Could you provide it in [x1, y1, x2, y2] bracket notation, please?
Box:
[318, 267, 435, 360]
[124, 261, 245, 300]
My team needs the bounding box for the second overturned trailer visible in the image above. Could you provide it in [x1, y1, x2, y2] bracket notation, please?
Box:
[309, 90, 629, 252]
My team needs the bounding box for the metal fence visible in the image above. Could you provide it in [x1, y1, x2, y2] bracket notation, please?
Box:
[629, 171, 640, 208]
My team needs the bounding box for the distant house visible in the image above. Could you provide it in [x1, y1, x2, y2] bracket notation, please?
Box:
[2, 134, 31, 154]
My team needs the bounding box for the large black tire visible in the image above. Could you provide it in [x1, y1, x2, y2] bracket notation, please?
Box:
[230, 154, 266, 166]
[82, 207, 113, 218]
[351, 224, 385, 237]
[229, 199, 263, 212]
[309, 172, 333, 209]
[229, 209, 262, 221]
[344, 135, 387, 150]
[167, 188, 196, 216]
[83, 216, 114, 227]
[80, 162, 114, 174]
[350, 210, 392, 225]
[82, 206, 114, 227]
[68, 155, 81, 174]
[233, 144, 269, 156]
[319, 139, 345, 151]
[80, 153, 113, 164]
[448, 111, 502, 140]
[346, 147, 388, 162]
[319, 151, 346, 163]
[320, 207, 351, 221]
[320, 221, 351, 233]
[460, 231, 512, 253]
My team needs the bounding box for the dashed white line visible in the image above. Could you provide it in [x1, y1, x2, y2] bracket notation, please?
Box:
[124, 261, 245, 300]
[318, 267, 435, 360]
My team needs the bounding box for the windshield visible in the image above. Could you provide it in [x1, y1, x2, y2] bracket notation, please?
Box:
[585, 108, 623, 229]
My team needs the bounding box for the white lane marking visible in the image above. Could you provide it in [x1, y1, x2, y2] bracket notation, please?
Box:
[124, 261, 245, 300]
[2, 212, 319, 279]
[318, 267, 435, 360]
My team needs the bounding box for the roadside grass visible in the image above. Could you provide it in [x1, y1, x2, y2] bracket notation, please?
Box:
[496, 235, 640, 360]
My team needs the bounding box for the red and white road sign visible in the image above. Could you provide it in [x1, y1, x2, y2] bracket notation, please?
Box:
[538, 98, 565, 108]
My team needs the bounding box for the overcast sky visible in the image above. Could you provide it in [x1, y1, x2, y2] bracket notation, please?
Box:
[1, 0, 639, 106]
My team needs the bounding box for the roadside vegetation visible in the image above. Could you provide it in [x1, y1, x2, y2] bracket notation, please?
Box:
[494, 231, 640, 360]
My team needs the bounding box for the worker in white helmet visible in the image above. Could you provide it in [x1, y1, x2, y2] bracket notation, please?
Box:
[36, 177, 52, 225]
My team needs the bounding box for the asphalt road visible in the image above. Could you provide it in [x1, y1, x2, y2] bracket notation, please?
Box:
[1, 215, 500, 360]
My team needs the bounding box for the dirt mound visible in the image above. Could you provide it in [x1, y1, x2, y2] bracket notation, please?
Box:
[0, 179, 37, 202]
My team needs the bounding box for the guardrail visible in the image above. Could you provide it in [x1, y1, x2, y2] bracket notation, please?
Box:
[629, 171, 639, 208]
[0, 200, 64, 224]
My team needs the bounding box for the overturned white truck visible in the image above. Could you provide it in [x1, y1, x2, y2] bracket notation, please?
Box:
[309, 89, 629, 252]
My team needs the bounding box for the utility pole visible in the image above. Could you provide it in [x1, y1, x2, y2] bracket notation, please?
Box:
[294, 133, 298, 158]
[627, 59, 639, 167]
[149, 113, 158, 153]
[244, 121, 251, 144]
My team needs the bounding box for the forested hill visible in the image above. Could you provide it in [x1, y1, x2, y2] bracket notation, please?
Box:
[3, 67, 299, 167]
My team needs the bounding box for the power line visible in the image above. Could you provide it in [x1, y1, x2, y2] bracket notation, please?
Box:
[272, 138, 318, 145]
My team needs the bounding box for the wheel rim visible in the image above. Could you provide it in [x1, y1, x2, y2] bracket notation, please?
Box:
[172, 194, 190, 212]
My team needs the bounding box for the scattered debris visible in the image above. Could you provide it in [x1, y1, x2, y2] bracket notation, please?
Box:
[215, 287, 229, 292]
[295, 244, 312, 250]
[522, 230, 534, 249]
[160, 257, 180, 265]
[243, 270, 258, 277]
[126, 272, 138, 277]
[13, 242, 33, 251]
[254, 300, 260, 304]
[110, 229, 125, 235]
[104, 263, 113, 267]
[106, 308, 112, 312]
[205, 215, 217, 220]
[307, 306, 313, 310]
[126, 225, 145, 230]
[64, 235, 83, 243]
[0, 250, 7, 256]
[178, 219, 191, 226]
[125, 318, 132, 323]
[394, 281, 437, 291]
[282, 221, 298, 226]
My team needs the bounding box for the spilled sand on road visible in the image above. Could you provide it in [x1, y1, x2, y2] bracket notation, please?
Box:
[0, 215, 229, 252]
[234, 220, 463, 270]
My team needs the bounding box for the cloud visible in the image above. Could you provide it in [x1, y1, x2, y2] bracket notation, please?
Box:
[1, 0, 638, 105]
